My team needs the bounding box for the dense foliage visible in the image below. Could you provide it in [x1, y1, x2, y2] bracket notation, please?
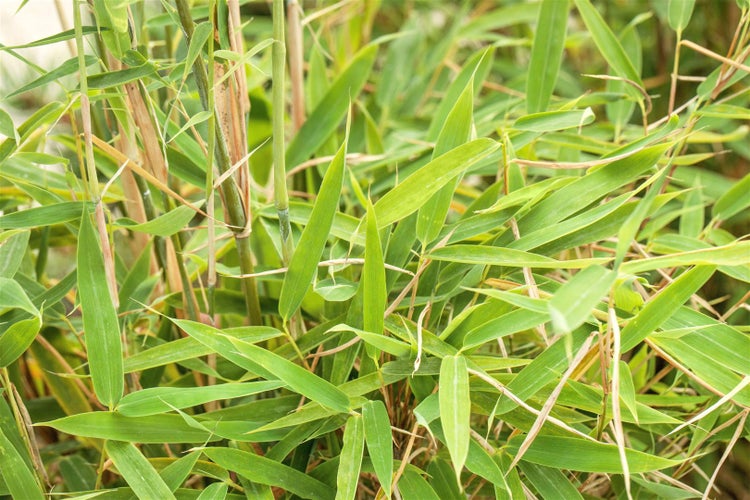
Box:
[1, 0, 749, 498]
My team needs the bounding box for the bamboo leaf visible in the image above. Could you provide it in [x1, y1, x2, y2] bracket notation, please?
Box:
[362, 400, 393, 496]
[172, 319, 351, 413]
[286, 45, 376, 169]
[514, 108, 595, 132]
[279, 132, 348, 320]
[430, 244, 609, 269]
[712, 172, 750, 220]
[78, 209, 124, 408]
[621, 266, 717, 351]
[374, 139, 500, 228]
[0, 201, 91, 229]
[507, 435, 680, 472]
[203, 447, 335, 500]
[398, 468, 441, 500]
[668, 0, 696, 33]
[439, 355, 470, 485]
[526, 0, 570, 113]
[573, 0, 643, 92]
[417, 76, 474, 245]
[0, 231, 29, 279]
[8, 55, 99, 98]
[363, 201, 386, 354]
[116, 381, 285, 417]
[183, 22, 213, 82]
[39, 412, 220, 443]
[114, 203, 199, 237]
[336, 414, 364, 500]
[0, 427, 44, 500]
[548, 265, 616, 334]
[105, 441, 175, 500]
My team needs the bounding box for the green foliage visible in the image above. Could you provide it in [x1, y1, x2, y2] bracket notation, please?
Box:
[1, 0, 749, 498]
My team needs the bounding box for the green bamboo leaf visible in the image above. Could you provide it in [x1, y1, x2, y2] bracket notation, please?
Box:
[548, 265, 617, 334]
[668, 0, 696, 33]
[430, 244, 608, 269]
[92, 0, 130, 59]
[374, 139, 500, 228]
[58, 455, 97, 491]
[160, 450, 201, 491]
[0, 277, 38, 316]
[172, 319, 350, 413]
[286, 45, 376, 169]
[327, 324, 411, 357]
[39, 412, 220, 443]
[507, 435, 680, 472]
[196, 482, 228, 500]
[713, 172, 750, 220]
[417, 77, 474, 245]
[527, 0, 570, 113]
[398, 468, 441, 500]
[336, 414, 364, 500]
[426, 47, 494, 140]
[87, 63, 158, 89]
[617, 360, 639, 424]
[8, 55, 99, 98]
[0, 26, 99, 50]
[621, 241, 750, 274]
[573, 0, 642, 93]
[462, 309, 550, 350]
[183, 22, 213, 82]
[621, 266, 717, 351]
[0, 427, 44, 500]
[114, 203, 199, 237]
[78, 209, 124, 408]
[363, 201, 386, 350]
[517, 144, 668, 233]
[0, 316, 41, 368]
[28, 341, 93, 417]
[514, 108, 595, 132]
[116, 381, 285, 417]
[0, 201, 91, 229]
[279, 133, 348, 320]
[439, 355, 470, 485]
[362, 400, 393, 496]
[0, 108, 18, 142]
[105, 441, 175, 500]
[520, 462, 583, 500]
[168, 111, 213, 144]
[124, 327, 282, 373]
[203, 447, 335, 500]
[679, 179, 704, 238]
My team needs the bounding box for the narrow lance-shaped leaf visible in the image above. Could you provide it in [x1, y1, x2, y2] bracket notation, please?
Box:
[172, 318, 351, 413]
[363, 400, 393, 496]
[0, 427, 44, 500]
[106, 441, 175, 500]
[507, 435, 680, 473]
[279, 126, 348, 321]
[668, 0, 696, 34]
[439, 355, 471, 486]
[286, 45, 376, 169]
[374, 139, 500, 229]
[416, 76, 474, 246]
[621, 265, 717, 351]
[527, 0, 569, 113]
[78, 209, 124, 408]
[336, 414, 364, 500]
[203, 447, 336, 500]
[363, 200, 386, 360]
[573, 0, 643, 99]
[548, 265, 617, 334]
[0, 230, 30, 278]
